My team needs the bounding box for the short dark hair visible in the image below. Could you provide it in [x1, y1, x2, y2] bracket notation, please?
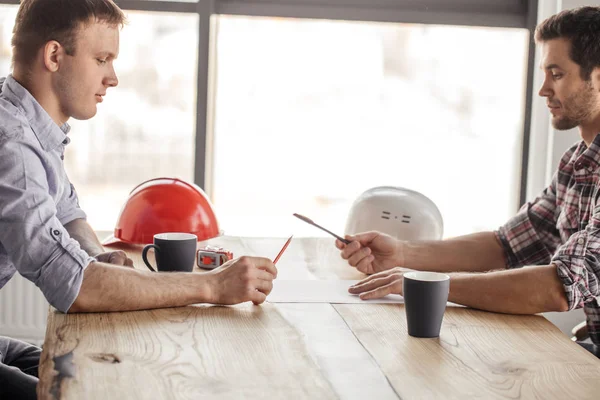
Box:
[11, 0, 126, 67]
[535, 6, 600, 80]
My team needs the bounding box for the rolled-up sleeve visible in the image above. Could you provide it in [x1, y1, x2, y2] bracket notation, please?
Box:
[552, 207, 600, 311]
[56, 182, 87, 225]
[495, 175, 562, 268]
[0, 138, 94, 313]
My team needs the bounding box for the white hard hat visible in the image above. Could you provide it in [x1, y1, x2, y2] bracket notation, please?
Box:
[344, 186, 443, 241]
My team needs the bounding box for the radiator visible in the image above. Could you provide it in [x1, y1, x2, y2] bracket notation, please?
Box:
[0, 273, 48, 346]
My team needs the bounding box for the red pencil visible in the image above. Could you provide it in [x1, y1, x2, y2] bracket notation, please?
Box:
[273, 235, 293, 264]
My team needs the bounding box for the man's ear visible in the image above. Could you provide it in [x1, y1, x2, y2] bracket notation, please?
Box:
[43, 41, 64, 72]
[592, 66, 600, 92]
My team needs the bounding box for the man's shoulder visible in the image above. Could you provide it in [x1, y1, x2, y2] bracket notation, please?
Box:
[556, 141, 582, 171]
[0, 93, 31, 147]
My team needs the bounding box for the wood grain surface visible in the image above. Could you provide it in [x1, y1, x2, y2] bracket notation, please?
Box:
[39, 304, 339, 399]
[335, 303, 600, 399]
[38, 236, 600, 399]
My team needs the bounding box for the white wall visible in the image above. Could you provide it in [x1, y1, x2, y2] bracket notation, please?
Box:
[525, 0, 559, 200]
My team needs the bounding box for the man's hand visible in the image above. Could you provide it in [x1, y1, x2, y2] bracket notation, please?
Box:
[348, 267, 407, 300]
[336, 231, 403, 274]
[95, 250, 134, 267]
[206, 256, 278, 305]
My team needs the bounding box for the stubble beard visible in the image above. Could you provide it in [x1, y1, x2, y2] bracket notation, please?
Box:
[552, 80, 598, 131]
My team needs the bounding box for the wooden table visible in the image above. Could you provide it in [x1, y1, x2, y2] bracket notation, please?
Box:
[39, 237, 600, 399]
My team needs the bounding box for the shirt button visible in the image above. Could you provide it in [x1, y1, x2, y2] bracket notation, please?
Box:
[578, 238, 585, 245]
[588, 166, 594, 172]
[62, 138, 69, 145]
[53, 230, 61, 236]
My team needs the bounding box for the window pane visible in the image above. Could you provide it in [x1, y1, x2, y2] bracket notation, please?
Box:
[1, 8, 198, 233]
[213, 16, 528, 238]
[0, 5, 17, 72]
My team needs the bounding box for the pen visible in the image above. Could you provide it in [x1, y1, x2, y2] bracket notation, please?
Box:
[273, 235, 293, 264]
[292, 213, 351, 244]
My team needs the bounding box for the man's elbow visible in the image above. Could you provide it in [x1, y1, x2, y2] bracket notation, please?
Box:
[67, 296, 87, 313]
[545, 264, 570, 312]
[549, 291, 570, 312]
[66, 261, 102, 313]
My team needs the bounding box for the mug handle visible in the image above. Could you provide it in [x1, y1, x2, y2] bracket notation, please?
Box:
[142, 244, 159, 272]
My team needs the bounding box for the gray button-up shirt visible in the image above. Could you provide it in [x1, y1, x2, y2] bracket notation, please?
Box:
[0, 75, 94, 313]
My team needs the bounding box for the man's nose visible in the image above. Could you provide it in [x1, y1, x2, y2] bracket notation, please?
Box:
[105, 66, 119, 88]
[538, 79, 552, 98]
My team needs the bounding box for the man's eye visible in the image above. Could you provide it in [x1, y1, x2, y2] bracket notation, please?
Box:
[552, 74, 563, 79]
[97, 59, 107, 65]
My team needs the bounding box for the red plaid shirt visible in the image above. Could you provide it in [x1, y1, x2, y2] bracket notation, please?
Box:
[496, 134, 600, 346]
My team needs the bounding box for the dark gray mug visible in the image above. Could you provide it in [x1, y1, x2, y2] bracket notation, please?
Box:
[403, 271, 450, 338]
[142, 233, 198, 272]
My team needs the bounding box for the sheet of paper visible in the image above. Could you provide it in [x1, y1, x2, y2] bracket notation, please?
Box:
[267, 280, 405, 304]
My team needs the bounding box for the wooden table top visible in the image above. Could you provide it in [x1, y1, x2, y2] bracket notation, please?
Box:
[38, 236, 600, 399]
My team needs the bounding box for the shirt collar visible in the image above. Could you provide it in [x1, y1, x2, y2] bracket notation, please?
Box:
[575, 133, 600, 169]
[1, 74, 70, 151]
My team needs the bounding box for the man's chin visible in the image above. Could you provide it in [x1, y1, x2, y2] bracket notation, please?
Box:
[551, 116, 578, 131]
[71, 108, 98, 121]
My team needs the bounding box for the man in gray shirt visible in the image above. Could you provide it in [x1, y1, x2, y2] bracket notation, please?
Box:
[0, 1, 277, 398]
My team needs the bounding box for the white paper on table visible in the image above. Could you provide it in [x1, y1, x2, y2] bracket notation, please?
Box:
[267, 280, 405, 304]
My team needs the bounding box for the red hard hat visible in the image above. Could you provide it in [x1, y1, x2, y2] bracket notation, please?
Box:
[108, 177, 220, 245]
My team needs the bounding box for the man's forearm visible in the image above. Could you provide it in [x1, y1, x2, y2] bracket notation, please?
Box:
[69, 262, 212, 313]
[448, 264, 569, 314]
[403, 232, 507, 273]
[64, 218, 104, 257]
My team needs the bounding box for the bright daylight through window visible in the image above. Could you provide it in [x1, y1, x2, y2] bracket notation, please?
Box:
[0, 5, 529, 240]
[212, 16, 528, 238]
[0, 6, 198, 234]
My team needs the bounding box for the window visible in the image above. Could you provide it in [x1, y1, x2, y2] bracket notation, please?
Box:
[0, 5, 16, 73]
[0, 1, 535, 239]
[212, 16, 529, 238]
[0, 6, 199, 232]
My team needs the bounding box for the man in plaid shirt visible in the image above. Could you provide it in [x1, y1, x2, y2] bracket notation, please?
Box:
[338, 7, 600, 357]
